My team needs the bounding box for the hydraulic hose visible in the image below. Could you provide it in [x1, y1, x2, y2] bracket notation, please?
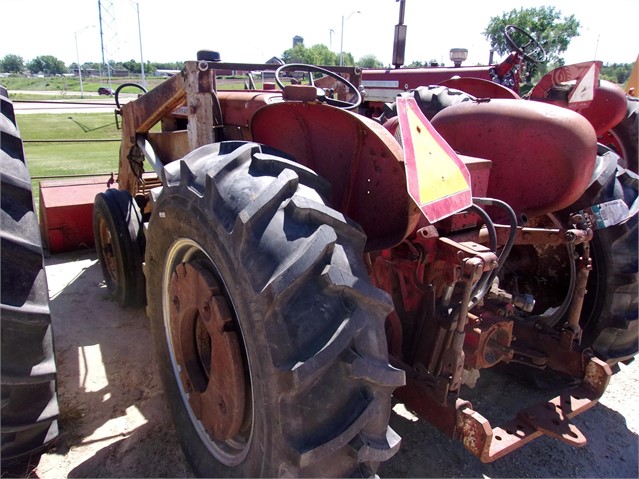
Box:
[469, 197, 518, 308]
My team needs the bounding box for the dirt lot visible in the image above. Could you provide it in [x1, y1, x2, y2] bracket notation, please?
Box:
[20, 250, 639, 478]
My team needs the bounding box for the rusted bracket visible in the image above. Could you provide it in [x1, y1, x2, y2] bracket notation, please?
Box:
[457, 357, 611, 462]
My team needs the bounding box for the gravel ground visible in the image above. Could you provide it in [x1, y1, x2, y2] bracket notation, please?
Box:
[15, 250, 639, 478]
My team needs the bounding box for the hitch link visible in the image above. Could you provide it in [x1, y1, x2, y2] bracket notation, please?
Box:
[457, 357, 611, 462]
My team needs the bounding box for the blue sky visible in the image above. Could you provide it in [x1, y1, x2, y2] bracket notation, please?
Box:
[1, 0, 637, 68]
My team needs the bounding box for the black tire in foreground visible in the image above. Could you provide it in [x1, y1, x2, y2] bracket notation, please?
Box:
[145, 141, 404, 477]
[601, 95, 638, 174]
[562, 146, 638, 363]
[383, 85, 474, 122]
[93, 188, 145, 307]
[1, 86, 60, 466]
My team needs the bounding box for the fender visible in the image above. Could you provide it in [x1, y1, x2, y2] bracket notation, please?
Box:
[431, 99, 597, 218]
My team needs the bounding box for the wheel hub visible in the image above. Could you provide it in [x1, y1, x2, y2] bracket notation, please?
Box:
[98, 218, 118, 284]
[168, 261, 246, 441]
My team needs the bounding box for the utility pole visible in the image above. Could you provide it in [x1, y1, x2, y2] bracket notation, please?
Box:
[134, 1, 146, 88]
[340, 11, 360, 66]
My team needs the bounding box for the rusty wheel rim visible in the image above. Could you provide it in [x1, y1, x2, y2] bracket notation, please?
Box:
[162, 239, 253, 466]
[98, 217, 119, 286]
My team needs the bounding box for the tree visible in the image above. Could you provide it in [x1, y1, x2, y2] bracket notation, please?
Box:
[484, 6, 580, 68]
[122, 59, 140, 73]
[600, 63, 633, 85]
[357, 55, 383, 68]
[282, 44, 353, 66]
[0, 54, 25, 73]
[405, 59, 440, 68]
[26, 55, 67, 75]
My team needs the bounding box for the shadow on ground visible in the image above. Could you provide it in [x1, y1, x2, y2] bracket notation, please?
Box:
[34, 250, 193, 478]
[21, 250, 639, 478]
[380, 364, 638, 478]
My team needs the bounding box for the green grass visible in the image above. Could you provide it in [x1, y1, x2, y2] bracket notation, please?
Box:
[18, 112, 121, 174]
[1, 75, 163, 94]
[15, 112, 122, 214]
[11, 76, 281, 216]
[2, 74, 269, 96]
[10, 93, 93, 100]
[18, 112, 120, 140]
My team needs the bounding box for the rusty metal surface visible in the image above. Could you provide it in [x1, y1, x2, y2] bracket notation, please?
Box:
[459, 406, 541, 462]
[361, 66, 494, 103]
[431, 99, 598, 218]
[578, 80, 628, 136]
[439, 77, 520, 99]
[457, 357, 612, 462]
[38, 176, 111, 253]
[184, 62, 217, 150]
[251, 101, 420, 251]
[216, 90, 281, 134]
[147, 131, 190, 164]
[529, 62, 603, 108]
[464, 316, 514, 369]
[169, 261, 246, 441]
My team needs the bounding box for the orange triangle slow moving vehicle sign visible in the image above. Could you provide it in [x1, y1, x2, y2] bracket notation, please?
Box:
[396, 97, 472, 223]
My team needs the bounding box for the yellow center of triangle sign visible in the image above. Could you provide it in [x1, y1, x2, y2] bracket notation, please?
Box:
[396, 97, 472, 223]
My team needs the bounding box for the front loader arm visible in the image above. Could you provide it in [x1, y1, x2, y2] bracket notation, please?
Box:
[117, 61, 220, 194]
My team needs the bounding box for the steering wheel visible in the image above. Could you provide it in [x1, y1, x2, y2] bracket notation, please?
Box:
[114, 82, 148, 109]
[275, 63, 362, 110]
[504, 25, 547, 63]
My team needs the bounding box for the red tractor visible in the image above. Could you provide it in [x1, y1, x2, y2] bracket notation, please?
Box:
[359, 7, 638, 173]
[83, 48, 638, 476]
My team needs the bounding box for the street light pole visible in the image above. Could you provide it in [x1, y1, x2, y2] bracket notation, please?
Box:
[340, 15, 345, 66]
[135, 1, 146, 88]
[74, 25, 95, 99]
[340, 11, 360, 66]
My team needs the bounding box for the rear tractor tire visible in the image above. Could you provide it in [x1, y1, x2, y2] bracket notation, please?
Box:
[504, 147, 638, 372]
[145, 141, 404, 477]
[1, 86, 60, 466]
[600, 95, 638, 174]
[563, 147, 638, 363]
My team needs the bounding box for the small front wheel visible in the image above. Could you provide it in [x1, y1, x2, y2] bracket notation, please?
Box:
[93, 188, 145, 307]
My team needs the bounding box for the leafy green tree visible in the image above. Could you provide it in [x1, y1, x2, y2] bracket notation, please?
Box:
[357, 55, 383, 68]
[484, 6, 580, 68]
[27, 55, 67, 75]
[282, 44, 354, 66]
[122, 59, 140, 73]
[308, 44, 339, 65]
[600, 63, 633, 85]
[339, 52, 356, 67]
[154, 61, 183, 70]
[405, 59, 440, 68]
[0, 54, 25, 73]
[143, 61, 157, 75]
